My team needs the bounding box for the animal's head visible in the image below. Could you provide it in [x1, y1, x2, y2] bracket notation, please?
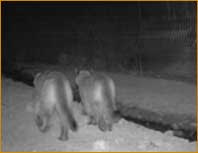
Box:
[75, 70, 91, 85]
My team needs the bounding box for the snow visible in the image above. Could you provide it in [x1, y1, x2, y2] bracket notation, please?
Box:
[2, 73, 197, 151]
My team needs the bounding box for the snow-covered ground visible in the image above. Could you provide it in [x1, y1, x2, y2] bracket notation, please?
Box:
[2, 71, 197, 151]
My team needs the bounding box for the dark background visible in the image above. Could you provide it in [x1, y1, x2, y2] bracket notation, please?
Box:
[2, 2, 196, 82]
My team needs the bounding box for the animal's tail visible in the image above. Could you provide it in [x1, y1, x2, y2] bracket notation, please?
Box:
[55, 75, 78, 132]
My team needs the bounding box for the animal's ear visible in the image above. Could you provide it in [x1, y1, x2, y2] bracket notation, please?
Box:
[33, 72, 42, 86]
[34, 72, 41, 78]
[74, 68, 81, 85]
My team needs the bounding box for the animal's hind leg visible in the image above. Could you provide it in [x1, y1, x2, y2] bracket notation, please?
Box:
[57, 113, 69, 141]
[35, 102, 54, 133]
[98, 116, 112, 132]
[58, 122, 69, 141]
[55, 104, 69, 141]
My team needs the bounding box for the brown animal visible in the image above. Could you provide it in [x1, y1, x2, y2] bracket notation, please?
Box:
[33, 71, 77, 141]
[75, 70, 120, 131]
